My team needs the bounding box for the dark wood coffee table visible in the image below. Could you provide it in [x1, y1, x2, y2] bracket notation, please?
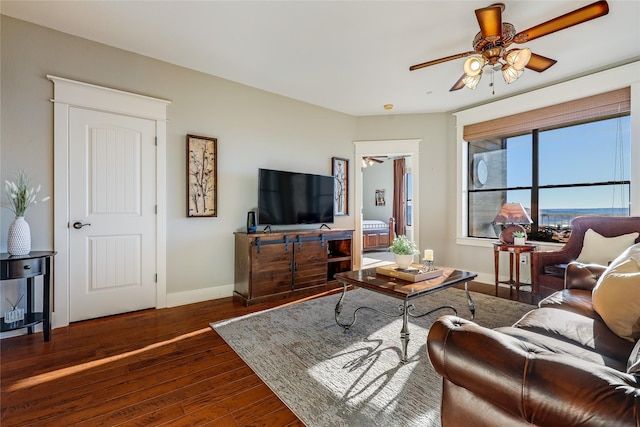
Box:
[333, 267, 477, 363]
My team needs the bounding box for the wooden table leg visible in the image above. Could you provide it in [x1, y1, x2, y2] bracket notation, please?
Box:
[509, 252, 514, 289]
[515, 252, 521, 292]
[43, 256, 52, 342]
[493, 247, 499, 294]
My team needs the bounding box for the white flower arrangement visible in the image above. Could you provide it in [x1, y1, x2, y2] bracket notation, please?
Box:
[389, 235, 419, 255]
[3, 170, 50, 217]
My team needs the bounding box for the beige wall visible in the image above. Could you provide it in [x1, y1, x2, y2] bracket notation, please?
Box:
[4, 15, 634, 319]
[362, 161, 393, 222]
[1, 16, 452, 315]
[355, 114, 450, 267]
[0, 16, 358, 306]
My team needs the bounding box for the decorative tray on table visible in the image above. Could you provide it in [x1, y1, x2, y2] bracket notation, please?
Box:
[375, 264, 443, 282]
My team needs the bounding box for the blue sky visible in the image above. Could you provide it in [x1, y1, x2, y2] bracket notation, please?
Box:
[506, 116, 630, 210]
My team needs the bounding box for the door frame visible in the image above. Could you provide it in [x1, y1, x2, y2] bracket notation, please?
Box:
[353, 139, 421, 270]
[49, 75, 171, 328]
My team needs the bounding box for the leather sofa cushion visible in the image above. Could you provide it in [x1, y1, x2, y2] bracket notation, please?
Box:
[539, 288, 594, 318]
[512, 307, 634, 365]
[496, 326, 628, 371]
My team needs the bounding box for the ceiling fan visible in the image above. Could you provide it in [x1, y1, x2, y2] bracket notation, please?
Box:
[362, 156, 387, 167]
[409, 1, 609, 91]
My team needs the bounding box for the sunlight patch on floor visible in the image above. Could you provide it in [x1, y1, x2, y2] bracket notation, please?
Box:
[6, 327, 212, 391]
[308, 321, 421, 410]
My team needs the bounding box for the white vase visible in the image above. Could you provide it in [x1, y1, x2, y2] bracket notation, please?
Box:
[513, 237, 526, 246]
[7, 216, 31, 255]
[394, 254, 414, 269]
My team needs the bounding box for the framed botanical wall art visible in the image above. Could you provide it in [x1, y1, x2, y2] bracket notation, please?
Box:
[375, 189, 386, 206]
[187, 134, 217, 217]
[332, 157, 349, 216]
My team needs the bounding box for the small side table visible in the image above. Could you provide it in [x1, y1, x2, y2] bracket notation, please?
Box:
[1, 251, 56, 341]
[492, 242, 537, 293]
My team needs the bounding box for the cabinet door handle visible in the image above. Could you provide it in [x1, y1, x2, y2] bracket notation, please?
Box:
[23, 265, 32, 270]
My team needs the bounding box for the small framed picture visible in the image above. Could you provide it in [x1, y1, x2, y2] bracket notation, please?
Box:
[332, 157, 349, 216]
[187, 134, 217, 217]
[375, 189, 385, 206]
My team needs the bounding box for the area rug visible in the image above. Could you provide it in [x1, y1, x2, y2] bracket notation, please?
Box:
[211, 288, 532, 426]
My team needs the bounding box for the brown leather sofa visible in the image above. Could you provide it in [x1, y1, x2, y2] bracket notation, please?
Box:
[427, 262, 639, 427]
[532, 216, 640, 297]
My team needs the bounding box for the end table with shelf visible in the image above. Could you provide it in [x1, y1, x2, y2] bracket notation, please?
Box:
[1, 251, 56, 341]
[492, 242, 537, 293]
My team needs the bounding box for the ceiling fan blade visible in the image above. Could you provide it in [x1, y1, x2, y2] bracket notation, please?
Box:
[410, 51, 475, 71]
[475, 3, 504, 42]
[514, 0, 609, 43]
[525, 53, 558, 72]
[449, 74, 466, 92]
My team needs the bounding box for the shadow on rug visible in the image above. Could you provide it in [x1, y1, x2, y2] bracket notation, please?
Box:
[211, 287, 532, 427]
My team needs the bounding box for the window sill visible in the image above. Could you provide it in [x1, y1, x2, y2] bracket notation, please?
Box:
[456, 236, 565, 250]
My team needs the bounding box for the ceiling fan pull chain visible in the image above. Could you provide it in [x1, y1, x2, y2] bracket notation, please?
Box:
[491, 66, 495, 95]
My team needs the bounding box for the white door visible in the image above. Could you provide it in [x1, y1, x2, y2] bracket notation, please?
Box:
[68, 107, 157, 322]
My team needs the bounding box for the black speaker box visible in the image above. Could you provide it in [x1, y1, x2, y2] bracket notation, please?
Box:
[247, 211, 257, 233]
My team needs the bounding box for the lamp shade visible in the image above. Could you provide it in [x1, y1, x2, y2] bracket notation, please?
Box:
[502, 64, 524, 84]
[493, 203, 532, 225]
[505, 48, 532, 71]
[494, 203, 533, 244]
[462, 73, 482, 89]
[463, 56, 485, 76]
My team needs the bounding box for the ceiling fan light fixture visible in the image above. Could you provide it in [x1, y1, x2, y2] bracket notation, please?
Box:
[462, 73, 482, 89]
[502, 64, 524, 84]
[463, 55, 485, 76]
[410, 2, 610, 93]
[505, 48, 532, 71]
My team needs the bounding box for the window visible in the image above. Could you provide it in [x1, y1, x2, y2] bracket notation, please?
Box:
[468, 115, 631, 242]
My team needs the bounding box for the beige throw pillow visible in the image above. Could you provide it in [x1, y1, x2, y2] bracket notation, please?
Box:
[576, 229, 639, 266]
[592, 243, 640, 342]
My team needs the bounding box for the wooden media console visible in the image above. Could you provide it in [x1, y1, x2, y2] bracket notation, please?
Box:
[234, 229, 353, 305]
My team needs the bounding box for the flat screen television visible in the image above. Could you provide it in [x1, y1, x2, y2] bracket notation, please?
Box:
[258, 168, 334, 226]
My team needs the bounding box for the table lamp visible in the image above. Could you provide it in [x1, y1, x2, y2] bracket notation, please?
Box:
[493, 203, 533, 244]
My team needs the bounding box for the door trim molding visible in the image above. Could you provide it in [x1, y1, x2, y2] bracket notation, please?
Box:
[353, 139, 421, 270]
[49, 75, 171, 328]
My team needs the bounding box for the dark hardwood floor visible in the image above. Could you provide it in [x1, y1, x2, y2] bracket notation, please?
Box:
[0, 282, 537, 426]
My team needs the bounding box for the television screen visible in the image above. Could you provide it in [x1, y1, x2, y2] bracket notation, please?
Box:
[258, 168, 334, 225]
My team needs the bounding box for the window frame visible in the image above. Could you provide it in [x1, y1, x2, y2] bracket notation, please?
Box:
[466, 117, 631, 241]
[453, 63, 640, 248]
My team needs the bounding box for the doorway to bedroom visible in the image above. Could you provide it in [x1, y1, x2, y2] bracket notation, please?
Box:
[353, 139, 421, 270]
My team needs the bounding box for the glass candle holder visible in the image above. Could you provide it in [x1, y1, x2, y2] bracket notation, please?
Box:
[422, 259, 435, 272]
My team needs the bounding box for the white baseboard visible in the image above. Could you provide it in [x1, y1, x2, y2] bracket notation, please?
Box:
[1, 284, 234, 340]
[0, 325, 42, 340]
[474, 272, 493, 286]
[166, 284, 235, 308]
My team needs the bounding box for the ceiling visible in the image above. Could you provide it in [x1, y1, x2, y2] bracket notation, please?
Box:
[2, 1, 639, 116]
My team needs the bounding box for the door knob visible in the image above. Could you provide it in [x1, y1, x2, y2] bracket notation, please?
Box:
[72, 221, 91, 229]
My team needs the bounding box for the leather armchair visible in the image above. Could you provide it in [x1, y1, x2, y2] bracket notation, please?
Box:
[531, 216, 640, 297]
